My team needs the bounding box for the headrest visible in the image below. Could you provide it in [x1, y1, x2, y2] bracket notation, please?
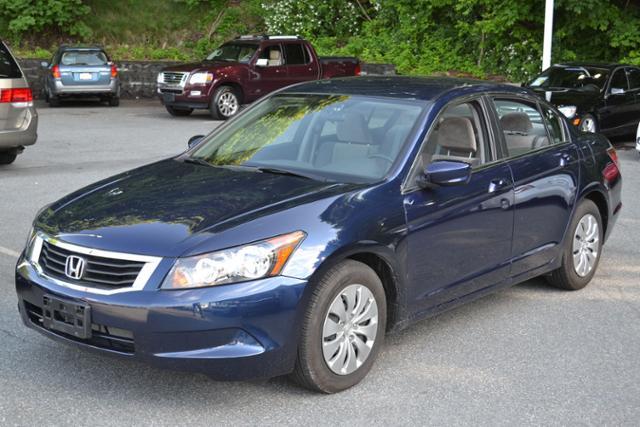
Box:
[269, 49, 281, 60]
[337, 111, 372, 144]
[436, 117, 477, 152]
[500, 112, 533, 133]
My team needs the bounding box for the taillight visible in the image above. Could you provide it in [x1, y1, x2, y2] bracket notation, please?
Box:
[110, 64, 118, 78]
[354, 63, 361, 76]
[0, 88, 33, 104]
[603, 146, 620, 182]
[52, 65, 61, 79]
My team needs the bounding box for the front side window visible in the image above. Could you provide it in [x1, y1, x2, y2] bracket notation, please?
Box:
[206, 43, 258, 63]
[284, 43, 308, 65]
[494, 99, 549, 157]
[190, 94, 425, 183]
[609, 69, 629, 93]
[416, 101, 491, 171]
[60, 51, 108, 66]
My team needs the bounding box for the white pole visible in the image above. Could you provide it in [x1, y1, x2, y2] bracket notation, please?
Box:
[542, 0, 554, 71]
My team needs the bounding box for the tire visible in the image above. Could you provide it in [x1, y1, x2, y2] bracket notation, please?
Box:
[547, 199, 603, 290]
[0, 151, 17, 165]
[579, 114, 598, 133]
[209, 86, 240, 120]
[48, 95, 60, 107]
[291, 260, 387, 393]
[108, 97, 120, 107]
[165, 105, 193, 116]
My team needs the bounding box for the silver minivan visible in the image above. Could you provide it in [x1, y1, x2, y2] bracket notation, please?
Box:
[0, 40, 38, 165]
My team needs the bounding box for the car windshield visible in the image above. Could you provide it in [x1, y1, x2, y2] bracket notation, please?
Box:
[206, 43, 258, 63]
[189, 94, 426, 183]
[529, 66, 610, 90]
[60, 50, 108, 66]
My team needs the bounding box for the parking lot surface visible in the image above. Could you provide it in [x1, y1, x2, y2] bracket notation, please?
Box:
[1, 101, 639, 426]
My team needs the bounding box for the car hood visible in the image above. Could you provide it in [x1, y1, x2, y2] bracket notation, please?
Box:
[162, 61, 241, 73]
[36, 159, 355, 257]
[528, 87, 601, 110]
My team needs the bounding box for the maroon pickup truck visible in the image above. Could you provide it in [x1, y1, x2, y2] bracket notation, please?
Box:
[156, 35, 361, 119]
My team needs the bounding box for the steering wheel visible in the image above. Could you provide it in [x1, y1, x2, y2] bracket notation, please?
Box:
[368, 154, 394, 165]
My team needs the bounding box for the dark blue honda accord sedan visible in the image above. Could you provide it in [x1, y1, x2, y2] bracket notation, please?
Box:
[16, 77, 622, 393]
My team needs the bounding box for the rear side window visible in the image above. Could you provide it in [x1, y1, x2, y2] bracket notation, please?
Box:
[540, 105, 567, 144]
[284, 43, 307, 65]
[60, 50, 108, 66]
[627, 68, 640, 90]
[609, 69, 629, 92]
[493, 99, 549, 157]
[0, 42, 22, 78]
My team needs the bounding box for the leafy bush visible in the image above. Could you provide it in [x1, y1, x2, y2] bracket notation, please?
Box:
[0, 0, 91, 41]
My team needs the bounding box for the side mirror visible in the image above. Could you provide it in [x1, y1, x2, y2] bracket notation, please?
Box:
[40, 61, 49, 68]
[255, 58, 268, 67]
[416, 160, 472, 189]
[188, 135, 204, 148]
[610, 87, 625, 96]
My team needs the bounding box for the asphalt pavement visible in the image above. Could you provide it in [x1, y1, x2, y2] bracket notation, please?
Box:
[1, 100, 639, 426]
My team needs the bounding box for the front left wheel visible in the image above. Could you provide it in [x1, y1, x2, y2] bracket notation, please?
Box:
[291, 260, 387, 393]
[209, 86, 240, 120]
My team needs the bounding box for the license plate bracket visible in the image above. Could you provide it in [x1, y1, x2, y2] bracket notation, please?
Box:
[162, 92, 175, 103]
[78, 72, 93, 80]
[42, 295, 92, 339]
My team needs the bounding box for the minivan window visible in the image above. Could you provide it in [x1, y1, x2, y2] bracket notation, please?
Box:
[0, 42, 21, 78]
[60, 50, 108, 66]
[494, 99, 549, 157]
[190, 94, 425, 183]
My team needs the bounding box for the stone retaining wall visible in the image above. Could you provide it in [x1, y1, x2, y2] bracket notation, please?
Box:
[17, 59, 396, 99]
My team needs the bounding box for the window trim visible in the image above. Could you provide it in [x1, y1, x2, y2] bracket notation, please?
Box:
[606, 67, 630, 94]
[283, 42, 309, 66]
[625, 67, 640, 92]
[401, 94, 499, 194]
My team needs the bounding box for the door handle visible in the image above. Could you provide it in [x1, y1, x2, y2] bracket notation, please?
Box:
[488, 178, 511, 193]
[559, 153, 573, 167]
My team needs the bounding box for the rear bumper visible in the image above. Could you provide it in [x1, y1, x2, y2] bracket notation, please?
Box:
[0, 106, 38, 149]
[15, 257, 307, 380]
[52, 79, 120, 97]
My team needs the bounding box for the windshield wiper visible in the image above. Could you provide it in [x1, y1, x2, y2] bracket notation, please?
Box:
[254, 167, 326, 181]
[182, 157, 215, 167]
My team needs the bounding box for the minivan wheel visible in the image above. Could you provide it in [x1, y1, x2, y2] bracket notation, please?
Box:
[0, 151, 17, 165]
[547, 199, 603, 290]
[209, 86, 240, 120]
[165, 106, 193, 116]
[291, 260, 386, 393]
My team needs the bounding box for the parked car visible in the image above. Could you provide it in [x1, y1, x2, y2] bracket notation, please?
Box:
[0, 40, 37, 165]
[16, 77, 622, 393]
[636, 121, 640, 156]
[41, 45, 120, 107]
[156, 35, 361, 120]
[526, 62, 640, 137]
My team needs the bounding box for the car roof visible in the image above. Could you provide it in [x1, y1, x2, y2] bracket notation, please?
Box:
[552, 62, 631, 70]
[57, 45, 105, 52]
[281, 76, 528, 102]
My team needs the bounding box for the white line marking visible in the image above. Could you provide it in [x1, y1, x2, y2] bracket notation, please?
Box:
[0, 246, 20, 258]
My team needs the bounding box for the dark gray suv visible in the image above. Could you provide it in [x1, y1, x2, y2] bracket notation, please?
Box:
[0, 40, 38, 165]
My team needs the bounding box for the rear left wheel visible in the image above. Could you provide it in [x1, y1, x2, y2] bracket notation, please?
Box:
[291, 260, 386, 393]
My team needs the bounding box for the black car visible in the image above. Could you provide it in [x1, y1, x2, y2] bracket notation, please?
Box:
[526, 63, 640, 137]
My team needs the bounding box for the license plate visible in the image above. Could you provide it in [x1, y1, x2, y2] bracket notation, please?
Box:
[78, 73, 93, 80]
[162, 92, 175, 103]
[42, 295, 92, 339]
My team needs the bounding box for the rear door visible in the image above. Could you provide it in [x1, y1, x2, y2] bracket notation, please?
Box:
[283, 42, 318, 84]
[403, 97, 515, 312]
[490, 97, 580, 278]
[58, 50, 111, 87]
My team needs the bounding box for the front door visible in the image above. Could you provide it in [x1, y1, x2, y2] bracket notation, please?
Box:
[600, 68, 635, 134]
[251, 43, 288, 97]
[403, 98, 515, 313]
[491, 97, 580, 278]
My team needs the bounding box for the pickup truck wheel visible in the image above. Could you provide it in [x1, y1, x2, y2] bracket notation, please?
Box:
[165, 106, 193, 116]
[0, 151, 17, 165]
[546, 199, 603, 290]
[291, 260, 386, 393]
[210, 86, 240, 120]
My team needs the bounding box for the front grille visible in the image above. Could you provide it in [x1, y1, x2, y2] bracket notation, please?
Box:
[161, 72, 186, 85]
[39, 241, 144, 289]
[24, 301, 135, 354]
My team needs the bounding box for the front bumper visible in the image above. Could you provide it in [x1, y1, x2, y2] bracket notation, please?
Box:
[157, 84, 212, 109]
[15, 257, 307, 380]
[52, 79, 120, 97]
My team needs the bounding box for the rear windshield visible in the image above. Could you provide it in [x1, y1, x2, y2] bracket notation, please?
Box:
[60, 50, 108, 66]
[0, 42, 22, 78]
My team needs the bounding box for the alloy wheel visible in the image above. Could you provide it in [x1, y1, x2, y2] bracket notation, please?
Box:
[572, 213, 599, 277]
[580, 117, 596, 133]
[217, 92, 239, 117]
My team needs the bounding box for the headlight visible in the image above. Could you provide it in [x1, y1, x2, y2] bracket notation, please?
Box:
[161, 231, 306, 289]
[157, 72, 164, 84]
[558, 105, 577, 119]
[189, 72, 214, 85]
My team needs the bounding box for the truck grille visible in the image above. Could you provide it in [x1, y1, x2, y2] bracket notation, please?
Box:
[39, 241, 145, 289]
[161, 72, 187, 85]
